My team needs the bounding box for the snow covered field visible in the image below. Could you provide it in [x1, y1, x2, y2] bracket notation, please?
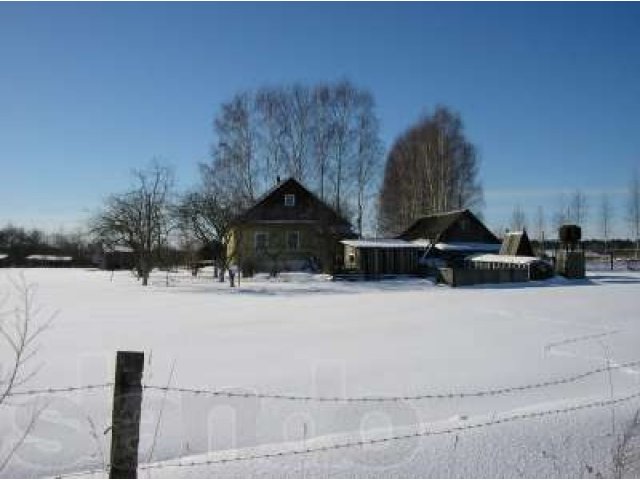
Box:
[1, 268, 640, 478]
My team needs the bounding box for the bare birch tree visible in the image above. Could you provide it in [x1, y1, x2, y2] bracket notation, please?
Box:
[568, 189, 589, 226]
[378, 106, 483, 235]
[628, 168, 640, 257]
[510, 205, 527, 232]
[255, 85, 314, 184]
[552, 194, 570, 235]
[311, 84, 334, 202]
[534, 206, 545, 240]
[352, 93, 383, 237]
[599, 193, 614, 253]
[327, 81, 355, 215]
[213, 93, 260, 204]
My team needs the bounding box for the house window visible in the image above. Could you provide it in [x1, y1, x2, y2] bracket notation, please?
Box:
[287, 231, 300, 251]
[254, 232, 268, 252]
[284, 194, 296, 207]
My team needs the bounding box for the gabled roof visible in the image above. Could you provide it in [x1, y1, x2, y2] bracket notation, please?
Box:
[233, 177, 352, 231]
[398, 209, 500, 245]
[399, 210, 466, 242]
[499, 230, 535, 257]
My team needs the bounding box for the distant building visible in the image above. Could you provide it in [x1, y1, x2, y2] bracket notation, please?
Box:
[91, 245, 136, 270]
[228, 177, 354, 274]
[25, 255, 73, 267]
[341, 238, 429, 277]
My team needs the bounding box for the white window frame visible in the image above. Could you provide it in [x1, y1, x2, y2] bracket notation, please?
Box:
[286, 231, 300, 251]
[284, 194, 296, 207]
[254, 232, 268, 252]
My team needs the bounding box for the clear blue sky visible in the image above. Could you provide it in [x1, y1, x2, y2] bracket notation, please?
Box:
[1, 2, 639, 237]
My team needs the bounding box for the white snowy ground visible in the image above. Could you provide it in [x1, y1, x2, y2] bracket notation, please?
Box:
[1, 268, 640, 478]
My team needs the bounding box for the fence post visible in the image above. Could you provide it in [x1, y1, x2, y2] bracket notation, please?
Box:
[109, 351, 144, 479]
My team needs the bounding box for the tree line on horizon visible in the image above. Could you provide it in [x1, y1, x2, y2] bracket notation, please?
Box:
[507, 172, 640, 254]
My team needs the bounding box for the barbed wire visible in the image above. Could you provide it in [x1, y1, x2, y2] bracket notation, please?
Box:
[142, 359, 640, 403]
[544, 330, 620, 351]
[139, 389, 640, 472]
[8, 360, 640, 402]
[53, 465, 110, 479]
[47, 385, 640, 476]
[5, 383, 114, 397]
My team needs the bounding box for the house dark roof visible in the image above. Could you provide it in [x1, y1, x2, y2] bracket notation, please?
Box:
[398, 209, 500, 245]
[233, 177, 353, 233]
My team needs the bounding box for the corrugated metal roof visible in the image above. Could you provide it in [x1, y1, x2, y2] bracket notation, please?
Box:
[471, 254, 540, 265]
[341, 239, 428, 249]
[434, 242, 501, 252]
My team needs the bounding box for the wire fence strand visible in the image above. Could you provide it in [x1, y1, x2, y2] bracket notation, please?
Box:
[54, 465, 110, 479]
[138, 389, 640, 472]
[5, 383, 114, 397]
[9, 360, 640, 402]
[53, 390, 640, 477]
[142, 359, 640, 403]
[44, 365, 640, 477]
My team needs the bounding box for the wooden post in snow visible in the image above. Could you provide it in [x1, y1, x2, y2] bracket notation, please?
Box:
[109, 351, 144, 479]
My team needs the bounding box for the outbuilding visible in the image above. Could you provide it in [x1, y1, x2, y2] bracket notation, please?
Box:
[341, 239, 428, 277]
[25, 255, 73, 267]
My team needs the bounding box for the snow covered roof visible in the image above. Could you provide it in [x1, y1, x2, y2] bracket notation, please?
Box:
[470, 254, 541, 265]
[584, 251, 608, 259]
[434, 242, 501, 252]
[104, 245, 134, 253]
[342, 239, 500, 252]
[0, 254, 7, 260]
[341, 238, 429, 249]
[26, 255, 73, 262]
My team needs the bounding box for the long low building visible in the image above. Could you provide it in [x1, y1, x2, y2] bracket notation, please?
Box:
[341, 239, 429, 276]
[340, 209, 502, 277]
[341, 239, 503, 277]
[437, 253, 554, 287]
[25, 255, 73, 267]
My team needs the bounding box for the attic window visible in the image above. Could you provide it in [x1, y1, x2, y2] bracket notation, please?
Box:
[284, 194, 295, 207]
